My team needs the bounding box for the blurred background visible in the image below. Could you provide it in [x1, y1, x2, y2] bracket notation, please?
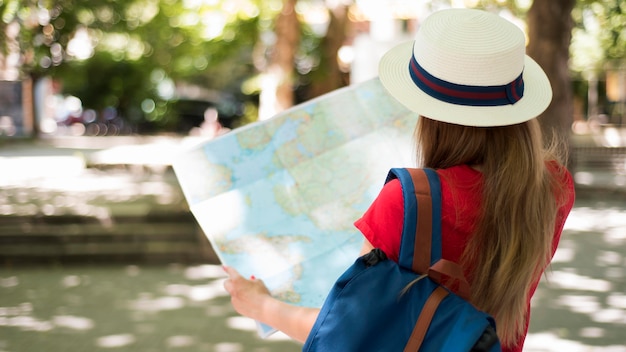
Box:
[0, 0, 625, 351]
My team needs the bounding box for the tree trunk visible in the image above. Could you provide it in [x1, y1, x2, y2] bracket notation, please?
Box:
[306, 4, 350, 99]
[526, 0, 576, 146]
[258, 0, 300, 120]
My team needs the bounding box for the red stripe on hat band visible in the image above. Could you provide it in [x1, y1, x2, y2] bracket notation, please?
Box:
[408, 54, 524, 107]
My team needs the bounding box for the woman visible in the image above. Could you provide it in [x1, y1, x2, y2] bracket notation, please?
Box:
[224, 8, 575, 351]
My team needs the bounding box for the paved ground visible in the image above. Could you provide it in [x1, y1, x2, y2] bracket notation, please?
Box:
[0, 202, 624, 352]
[525, 195, 626, 351]
[0, 134, 625, 351]
[0, 136, 218, 264]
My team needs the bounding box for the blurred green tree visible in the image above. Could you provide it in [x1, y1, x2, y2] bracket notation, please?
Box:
[2, 0, 625, 135]
[1, 0, 262, 132]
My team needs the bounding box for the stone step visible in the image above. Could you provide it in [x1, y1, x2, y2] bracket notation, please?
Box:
[0, 213, 219, 265]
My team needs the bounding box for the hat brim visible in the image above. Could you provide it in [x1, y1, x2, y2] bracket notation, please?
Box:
[378, 41, 553, 127]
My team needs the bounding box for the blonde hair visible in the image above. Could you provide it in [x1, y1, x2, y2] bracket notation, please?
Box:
[415, 116, 567, 347]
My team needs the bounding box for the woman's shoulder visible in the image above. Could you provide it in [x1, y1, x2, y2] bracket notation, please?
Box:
[546, 160, 574, 183]
[547, 161, 576, 218]
[435, 165, 483, 192]
[381, 176, 403, 200]
[435, 164, 482, 178]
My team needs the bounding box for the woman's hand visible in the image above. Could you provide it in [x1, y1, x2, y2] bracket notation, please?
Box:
[223, 266, 271, 321]
[222, 265, 320, 343]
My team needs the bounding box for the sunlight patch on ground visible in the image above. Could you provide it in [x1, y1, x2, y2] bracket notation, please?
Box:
[563, 207, 626, 234]
[162, 280, 229, 302]
[525, 332, 626, 352]
[185, 264, 227, 280]
[0, 276, 19, 288]
[214, 342, 244, 352]
[166, 335, 196, 348]
[551, 246, 575, 263]
[0, 302, 95, 332]
[557, 295, 601, 314]
[0, 303, 49, 331]
[34, 173, 133, 193]
[591, 308, 626, 324]
[579, 327, 605, 338]
[52, 315, 94, 330]
[0, 314, 53, 332]
[0, 150, 183, 219]
[61, 275, 83, 287]
[604, 227, 626, 245]
[128, 295, 186, 312]
[0, 156, 84, 187]
[225, 316, 292, 342]
[89, 142, 179, 167]
[596, 250, 623, 266]
[96, 333, 136, 348]
[226, 316, 258, 332]
[550, 271, 612, 292]
[607, 293, 626, 309]
[574, 172, 626, 187]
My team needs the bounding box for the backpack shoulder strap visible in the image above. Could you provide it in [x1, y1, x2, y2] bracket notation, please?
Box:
[386, 168, 471, 299]
[385, 168, 441, 274]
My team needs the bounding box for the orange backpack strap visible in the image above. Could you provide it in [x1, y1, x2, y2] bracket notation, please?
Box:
[406, 168, 434, 275]
[389, 168, 472, 293]
[404, 286, 449, 352]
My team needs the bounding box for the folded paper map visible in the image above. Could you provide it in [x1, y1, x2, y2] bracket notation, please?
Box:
[172, 77, 416, 337]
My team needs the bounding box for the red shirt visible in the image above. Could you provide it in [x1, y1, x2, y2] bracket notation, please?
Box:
[354, 164, 575, 352]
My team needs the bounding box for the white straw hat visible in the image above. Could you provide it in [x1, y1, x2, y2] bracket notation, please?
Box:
[378, 8, 552, 127]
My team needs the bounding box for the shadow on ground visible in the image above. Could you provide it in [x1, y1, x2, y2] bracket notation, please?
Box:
[525, 196, 626, 352]
[0, 264, 300, 352]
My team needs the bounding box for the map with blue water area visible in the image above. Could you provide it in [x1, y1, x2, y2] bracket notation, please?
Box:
[172, 78, 416, 337]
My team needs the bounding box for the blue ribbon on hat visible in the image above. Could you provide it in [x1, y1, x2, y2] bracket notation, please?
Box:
[409, 54, 524, 107]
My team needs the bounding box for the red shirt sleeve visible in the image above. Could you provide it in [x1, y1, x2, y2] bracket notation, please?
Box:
[354, 178, 404, 262]
[551, 164, 576, 255]
[353, 166, 482, 264]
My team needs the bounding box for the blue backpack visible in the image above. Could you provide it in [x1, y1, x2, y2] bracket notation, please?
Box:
[303, 168, 501, 352]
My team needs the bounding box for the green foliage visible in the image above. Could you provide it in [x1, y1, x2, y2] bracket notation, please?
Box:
[571, 0, 625, 67]
[7, 0, 263, 133]
[595, 1, 626, 60]
[4, 0, 626, 132]
[55, 51, 159, 120]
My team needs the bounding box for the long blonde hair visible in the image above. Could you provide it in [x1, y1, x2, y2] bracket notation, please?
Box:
[416, 116, 567, 346]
